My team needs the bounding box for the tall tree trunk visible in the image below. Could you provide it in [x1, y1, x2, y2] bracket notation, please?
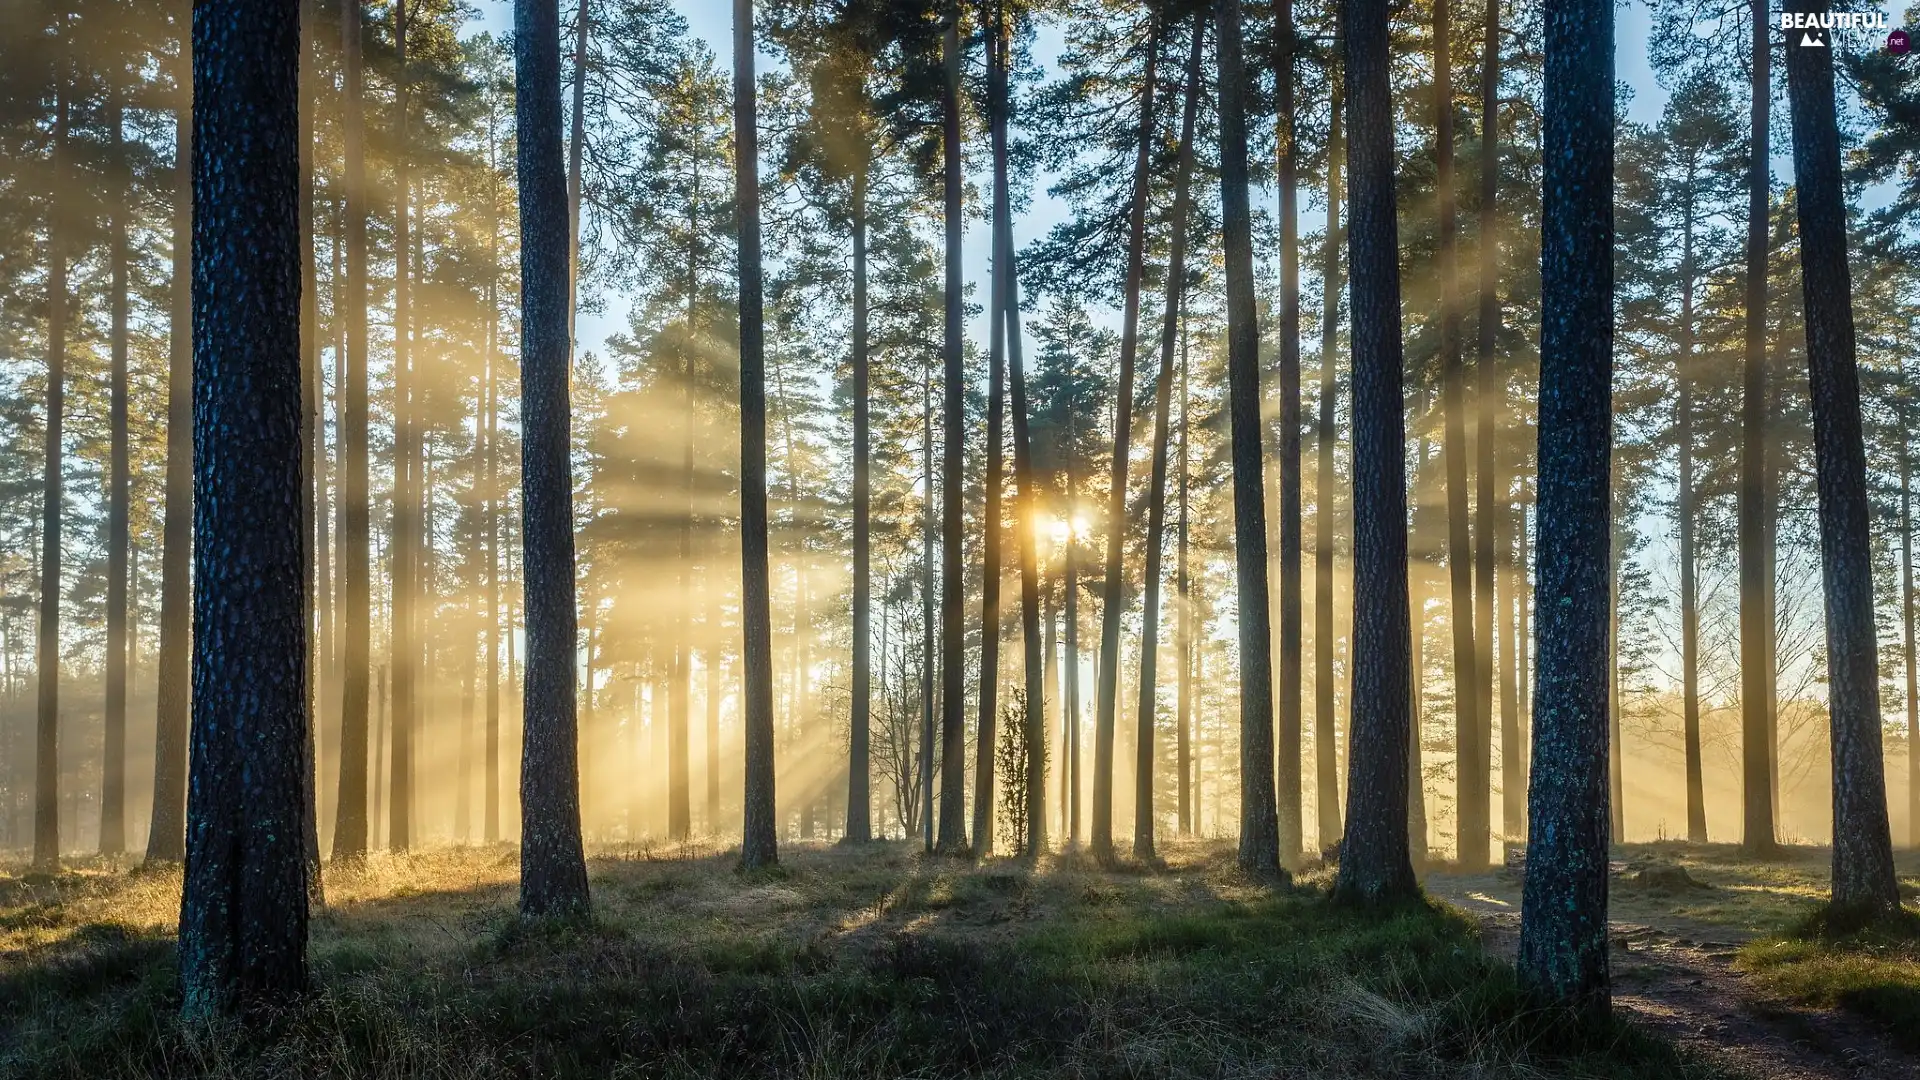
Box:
[178, 0, 311, 1013]
[1218, 0, 1282, 877]
[34, 67, 68, 873]
[567, 0, 588, 348]
[298, 0, 322, 897]
[1474, 0, 1508, 857]
[1784, 1, 1900, 919]
[1435, 0, 1486, 871]
[921, 358, 935, 852]
[1176, 321, 1193, 838]
[1091, 14, 1163, 863]
[974, 10, 1009, 855]
[1518, 0, 1613, 1020]
[935, 3, 969, 856]
[1738, 0, 1779, 858]
[1135, 19, 1204, 862]
[992, 3, 1048, 857]
[1274, 0, 1305, 867]
[515, 0, 592, 915]
[734, 0, 779, 871]
[1064, 408, 1082, 845]
[846, 167, 873, 844]
[670, 177, 699, 844]
[1314, 18, 1345, 851]
[149, 11, 193, 865]
[1677, 191, 1707, 844]
[389, 0, 416, 854]
[332, 0, 373, 862]
[485, 149, 503, 844]
[103, 85, 130, 859]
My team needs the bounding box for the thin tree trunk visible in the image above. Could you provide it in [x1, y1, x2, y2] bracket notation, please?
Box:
[974, 7, 1010, 854]
[1738, 0, 1779, 858]
[1332, 0, 1414, 903]
[178, 0, 311, 1011]
[1134, 20, 1204, 862]
[1678, 191, 1707, 844]
[935, 4, 969, 856]
[103, 85, 130, 859]
[1784, 1, 1900, 918]
[1474, 0, 1509, 857]
[388, 0, 416, 855]
[1314, 17, 1344, 852]
[332, 0, 373, 862]
[1092, 14, 1163, 863]
[1435, 0, 1486, 871]
[1176, 319, 1193, 838]
[1274, 0, 1304, 869]
[1064, 410, 1082, 845]
[149, 11, 193, 864]
[515, 0, 592, 915]
[1905, 384, 1919, 849]
[567, 0, 588, 348]
[34, 68, 68, 873]
[1609, 524, 1624, 838]
[846, 167, 873, 844]
[921, 357, 935, 853]
[671, 206, 696, 839]
[485, 142, 503, 844]
[734, 0, 779, 871]
[1218, 0, 1281, 877]
[1517, 0, 1614, 1019]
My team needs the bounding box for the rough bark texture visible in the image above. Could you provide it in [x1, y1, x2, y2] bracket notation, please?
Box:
[1678, 188, 1706, 845]
[515, 0, 591, 916]
[178, 0, 312, 1012]
[846, 168, 873, 845]
[331, 0, 373, 862]
[1091, 16, 1162, 864]
[1314, 21, 1344, 851]
[103, 87, 130, 859]
[1518, 0, 1613, 1021]
[1135, 20, 1203, 863]
[1332, 0, 1414, 904]
[1783, 1, 1900, 920]
[1218, 0, 1281, 878]
[735, 0, 779, 871]
[1737, 0, 1778, 858]
[930, 7, 970, 856]
[149, 18, 193, 865]
[1274, 0, 1304, 868]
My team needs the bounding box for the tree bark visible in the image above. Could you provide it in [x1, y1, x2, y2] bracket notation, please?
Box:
[1331, 0, 1414, 903]
[1176, 321, 1193, 838]
[331, 0, 373, 862]
[1738, 0, 1779, 858]
[1784, 0, 1900, 920]
[974, 6, 1010, 855]
[515, 0, 592, 915]
[1274, 0, 1305, 868]
[1132, 20, 1204, 862]
[1218, 0, 1282, 877]
[734, 0, 779, 871]
[846, 168, 873, 844]
[935, 4, 969, 856]
[1677, 186, 1707, 844]
[388, 0, 417, 855]
[178, 0, 311, 1012]
[103, 84, 131, 859]
[1517, 0, 1613, 1020]
[149, 9, 193, 865]
[1474, 0, 1509, 858]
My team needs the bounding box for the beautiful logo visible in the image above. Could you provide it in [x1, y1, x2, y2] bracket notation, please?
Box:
[1781, 9, 1891, 48]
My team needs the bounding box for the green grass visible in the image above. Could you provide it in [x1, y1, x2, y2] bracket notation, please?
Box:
[1, 840, 1718, 1079]
[1737, 904, 1920, 1051]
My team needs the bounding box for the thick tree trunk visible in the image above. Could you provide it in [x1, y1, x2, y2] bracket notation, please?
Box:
[1518, 0, 1613, 1020]
[332, 0, 373, 862]
[1135, 20, 1204, 862]
[734, 0, 779, 871]
[1738, 0, 1779, 858]
[1218, 0, 1281, 877]
[1784, 2, 1900, 919]
[1091, 15, 1163, 863]
[1332, 0, 1414, 903]
[1314, 20, 1345, 852]
[1435, 0, 1486, 871]
[35, 72, 68, 872]
[935, 6, 969, 857]
[149, 20, 193, 865]
[103, 87, 130, 859]
[178, 0, 311, 1012]
[1274, 0, 1305, 867]
[515, 0, 592, 914]
[846, 169, 873, 844]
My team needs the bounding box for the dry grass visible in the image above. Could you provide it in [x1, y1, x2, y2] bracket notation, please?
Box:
[3, 839, 1718, 1079]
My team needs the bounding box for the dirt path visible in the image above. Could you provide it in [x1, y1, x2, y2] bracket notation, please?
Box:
[1426, 872, 1916, 1080]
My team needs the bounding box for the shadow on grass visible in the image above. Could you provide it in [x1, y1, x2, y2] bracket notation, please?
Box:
[2, 839, 1724, 1079]
[1738, 902, 1920, 1051]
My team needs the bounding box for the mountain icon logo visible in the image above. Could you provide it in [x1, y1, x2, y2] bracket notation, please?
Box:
[1802, 30, 1828, 47]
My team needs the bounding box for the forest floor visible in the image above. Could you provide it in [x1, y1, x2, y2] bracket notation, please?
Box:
[0, 837, 1728, 1080]
[1423, 842, 1920, 1080]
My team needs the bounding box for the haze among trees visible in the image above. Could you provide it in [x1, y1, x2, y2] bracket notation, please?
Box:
[3, 0, 1920, 1075]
